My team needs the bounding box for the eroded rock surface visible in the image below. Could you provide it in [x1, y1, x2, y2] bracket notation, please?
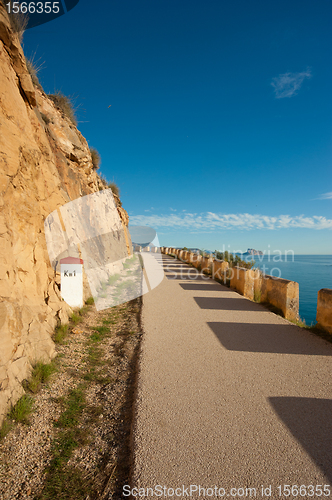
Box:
[0, 3, 130, 422]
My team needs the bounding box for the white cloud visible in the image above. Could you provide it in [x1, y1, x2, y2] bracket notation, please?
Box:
[271, 69, 312, 98]
[317, 192, 332, 200]
[130, 211, 332, 231]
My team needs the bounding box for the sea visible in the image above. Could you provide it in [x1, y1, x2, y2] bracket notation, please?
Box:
[241, 254, 332, 326]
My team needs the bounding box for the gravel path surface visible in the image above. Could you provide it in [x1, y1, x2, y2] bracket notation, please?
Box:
[131, 256, 332, 500]
[0, 299, 142, 500]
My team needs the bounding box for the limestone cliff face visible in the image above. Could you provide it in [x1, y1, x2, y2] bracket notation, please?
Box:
[0, 4, 130, 422]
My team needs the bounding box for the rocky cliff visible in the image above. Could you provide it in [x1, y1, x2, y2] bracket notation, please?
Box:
[0, 4, 130, 423]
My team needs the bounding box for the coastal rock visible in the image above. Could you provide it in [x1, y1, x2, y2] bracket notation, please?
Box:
[0, 3, 131, 423]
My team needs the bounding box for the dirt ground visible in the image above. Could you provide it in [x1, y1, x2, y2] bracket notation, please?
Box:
[0, 298, 142, 500]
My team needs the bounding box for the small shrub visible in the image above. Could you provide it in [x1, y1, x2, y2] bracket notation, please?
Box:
[108, 182, 120, 197]
[85, 297, 94, 305]
[70, 313, 81, 325]
[78, 305, 90, 316]
[6, 6, 28, 41]
[214, 250, 224, 260]
[8, 395, 34, 424]
[27, 361, 57, 393]
[25, 56, 44, 89]
[54, 324, 69, 344]
[0, 419, 12, 440]
[254, 290, 261, 303]
[90, 148, 101, 169]
[48, 91, 77, 126]
[97, 173, 108, 190]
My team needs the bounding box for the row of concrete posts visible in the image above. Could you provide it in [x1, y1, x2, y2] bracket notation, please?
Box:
[160, 247, 332, 334]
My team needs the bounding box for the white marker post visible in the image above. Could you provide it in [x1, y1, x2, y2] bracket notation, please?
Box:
[60, 257, 84, 308]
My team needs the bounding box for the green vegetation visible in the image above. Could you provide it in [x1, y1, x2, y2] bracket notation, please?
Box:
[69, 312, 81, 326]
[0, 419, 12, 440]
[6, 5, 28, 41]
[90, 147, 101, 169]
[55, 385, 86, 429]
[54, 296, 94, 344]
[4, 299, 141, 498]
[54, 324, 68, 344]
[254, 290, 262, 303]
[25, 56, 43, 89]
[8, 394, 34, 424]
[41, 442, 91, 499]
[0, 358, 58, 440]
[108, 181, 120, 198]
[214, 250, 255, 269]
[26, 361, 57, 394]
[48, 91, 77, 126]
[41, 384, 90, 499]
[96, 176, 122, 205]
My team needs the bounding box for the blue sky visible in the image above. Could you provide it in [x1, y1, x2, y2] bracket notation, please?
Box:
[23, 0, 332, 254]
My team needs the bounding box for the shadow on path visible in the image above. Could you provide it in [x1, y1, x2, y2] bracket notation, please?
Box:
[165, 274, 210, 281]
[269, 397, 332, 483]
[194, 296, 264, 312]
[180, 282, 231, 292]
[207, 321, 332, 355]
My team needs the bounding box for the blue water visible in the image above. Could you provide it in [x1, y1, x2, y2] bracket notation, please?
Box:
[245, 255, 332, 326]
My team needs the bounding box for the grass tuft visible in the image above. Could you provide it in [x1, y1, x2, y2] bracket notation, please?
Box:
[54, 324, 68, 344]
[85, 297, 94, 305]
[48, 91, 77, 126]
[78, 305, 89, 316]
[7, 7, 28, 41]
[90, 148, 101, 169]
[25, 55, 44, 89]
[55, 385, 86, 429]
[108, 182, 120, 198]
[0, 419, 12, 440]
[27, 361, 57, 393]
[8, 395, 34, 424]
[70, 313, 81, 326]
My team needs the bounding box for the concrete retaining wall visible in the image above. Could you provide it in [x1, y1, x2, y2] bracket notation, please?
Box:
[161, 248, 301, 324]
[260, 275, 299, 321]
[229, 267, 261, 302]
[316, 289, 332, 334]
[201, 257, 212, 274]
[161, 248, 332, 332]
[212, 260, 229, 283]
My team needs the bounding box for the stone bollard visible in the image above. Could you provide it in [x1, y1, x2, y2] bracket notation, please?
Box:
[212, 260, 229, 283]
[191, 254, 202, 269]
[316, 289, 332, 334]
[201, 257, 212, 274]
[229, 267, 258, 300]
[261, 275, 299, 321]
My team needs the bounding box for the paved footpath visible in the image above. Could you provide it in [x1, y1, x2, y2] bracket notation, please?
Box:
[131, 256, 332, 500]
